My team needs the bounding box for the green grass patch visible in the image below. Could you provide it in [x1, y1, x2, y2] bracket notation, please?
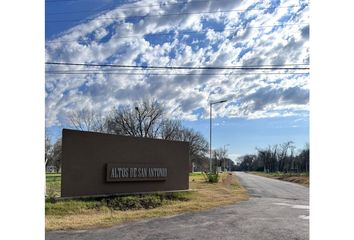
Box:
[46, 173, 61, 198]
[189, 172, 203, 177]
[46, 173, 61, 177]
[45, 199, 106, 216]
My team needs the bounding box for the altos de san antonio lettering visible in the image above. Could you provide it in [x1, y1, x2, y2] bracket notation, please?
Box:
[107, 165, 168, 182]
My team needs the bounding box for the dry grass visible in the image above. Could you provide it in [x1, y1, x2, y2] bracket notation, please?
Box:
[46, 173, 249, 231]
[250, 172, 309, 187]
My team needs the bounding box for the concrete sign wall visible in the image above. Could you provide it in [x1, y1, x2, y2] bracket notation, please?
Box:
[61, 129, 190, 198]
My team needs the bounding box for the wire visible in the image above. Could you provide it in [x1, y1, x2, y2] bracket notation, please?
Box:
[46, 5, 308, 23]
[46, 23, 308, 43]
[45, 71, 309, 75]
[45, 62, 310, 70]
[45, 63, 309, 70]
[44, 65, 309, 71]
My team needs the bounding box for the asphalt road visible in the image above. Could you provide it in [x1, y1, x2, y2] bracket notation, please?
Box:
[46, 172, 309, 240]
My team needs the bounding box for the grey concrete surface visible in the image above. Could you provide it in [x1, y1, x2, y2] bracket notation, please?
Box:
[46, 172, 309, 240]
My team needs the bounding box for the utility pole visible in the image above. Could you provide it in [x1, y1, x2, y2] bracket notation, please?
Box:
[210, 104, 212, 172]
[209, 99, 228, 172]
[223, 144, 230, 171]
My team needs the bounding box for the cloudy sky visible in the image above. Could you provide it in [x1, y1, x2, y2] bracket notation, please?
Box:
[45, 0, 309, 159]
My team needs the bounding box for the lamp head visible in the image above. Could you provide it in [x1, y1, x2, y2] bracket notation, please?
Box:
[210, 99, 228, 105]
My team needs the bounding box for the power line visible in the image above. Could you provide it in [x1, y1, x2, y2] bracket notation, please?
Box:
[46, 23, 308, 43]
[45, 62, 310, 70]
[45, 71, 309, 75]
[46, 5, 308, 23]
[44, 66, 309, 71]
[45, 63, 310, 70]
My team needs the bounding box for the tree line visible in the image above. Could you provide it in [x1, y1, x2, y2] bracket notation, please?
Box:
[235, 141, 309, 173]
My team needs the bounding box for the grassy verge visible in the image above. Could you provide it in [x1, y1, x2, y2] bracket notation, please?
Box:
[45, 172, 248, 231]
[46, 173, 61, 198]
[250, 171, 309, 187]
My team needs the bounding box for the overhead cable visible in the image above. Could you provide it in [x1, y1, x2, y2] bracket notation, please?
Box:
[45, 62, 310, 70]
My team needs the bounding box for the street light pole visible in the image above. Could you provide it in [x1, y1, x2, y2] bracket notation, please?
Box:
[209, 104, 212, 172]
[209, 99, 228, 172]
[223, 144, 230, 171]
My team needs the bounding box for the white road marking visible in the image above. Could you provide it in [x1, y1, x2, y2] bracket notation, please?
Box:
[273, 203, 309, 220]
[299, 215, 310, 220]
[292, 205, 309, 210]
[273, 203, 309, 209]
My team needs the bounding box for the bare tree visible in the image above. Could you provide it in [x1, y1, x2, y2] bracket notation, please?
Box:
[106, 100, 164, 138]
[277, 141, 294, 172]
[237, 141, 309, 173]
[46, 138, 62, 173]
[213, 147, 228, 170]
[68, 108, 105, 132]
[45, 133, 52, 167]
[52, 138, 62, 173]
[160, 120, 209, 170]
[160, 119, 183, 141]
[256, 145, 275, 172]
[256, 149, 268, 172]
[179, 127, 209, 166]
[297, 143, 309, 172]
[237, 154, 256, 171]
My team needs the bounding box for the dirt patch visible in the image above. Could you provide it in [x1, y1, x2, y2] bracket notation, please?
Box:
[221, 173, 234, 187]
[275, 176, 309, 187]
[250, 172, 309, 187]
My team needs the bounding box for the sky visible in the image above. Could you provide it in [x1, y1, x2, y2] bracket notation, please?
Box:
[45, 0, 309, 160]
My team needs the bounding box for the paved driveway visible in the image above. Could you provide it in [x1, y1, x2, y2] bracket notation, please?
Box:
[46, 172, 309, 240]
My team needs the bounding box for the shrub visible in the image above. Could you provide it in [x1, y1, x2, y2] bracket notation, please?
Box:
[202, 172, 220, 183]
[140, 195, 162, 209]
[86, 200, 106, 210]
[106, 195, 164, 211]
[107, 196, 142, 210]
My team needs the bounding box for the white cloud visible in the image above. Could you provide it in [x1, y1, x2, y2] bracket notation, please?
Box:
[45, 0, 309, 128]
